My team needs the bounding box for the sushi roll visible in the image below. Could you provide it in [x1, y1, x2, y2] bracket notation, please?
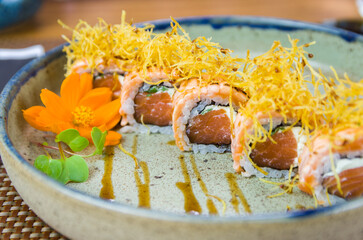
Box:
[70, 58, 129, 99]
[232, 111, 307, 177]
[298, 74, 363, 202]
[298, 127, 363, 201]
[173, 79, 248, 153]
[60, 12, 153, 99]
[119, 68, 175, 129]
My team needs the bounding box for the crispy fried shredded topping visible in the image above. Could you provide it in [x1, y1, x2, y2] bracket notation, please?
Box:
[59, 11, 154, 75]
[240, 38, 324, 151]
[60, 14, 245, 89]
[60, 13, 363, 202]
[259, 165, 299, 198]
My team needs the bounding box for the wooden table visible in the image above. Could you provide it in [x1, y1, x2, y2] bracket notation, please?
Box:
[0, 0, 361, 51]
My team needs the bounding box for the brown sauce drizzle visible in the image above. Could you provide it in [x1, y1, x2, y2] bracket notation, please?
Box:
[167, 140, 176, 145]
[132, 135, 138, 155]
[131, 135, 151, 208]
[99, 146, 115, 200]
[134, 161, 151, 208]
[176, 155, 202, 214]
[190, 155, 218, 215]
[225, 173, 252, 214]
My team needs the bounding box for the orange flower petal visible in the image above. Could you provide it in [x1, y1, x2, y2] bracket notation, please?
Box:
[40, 89, 72, 121]
[60, 72, 81, 110]
[79, 73, 93, 96]
[77, 127, 93, 143]
[23, 106, 49, 131]
[92, 99, 121, 127]
[50, 121, 73, 134]
[78, 87, 113, 110]
[60, 72, 93, 111]
[38, 109, 59, 126]
[105, 115, 121, 130]
[104, 130, 122, 146]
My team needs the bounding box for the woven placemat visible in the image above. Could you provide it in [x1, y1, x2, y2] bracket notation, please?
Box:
[0, 163, 67, 240]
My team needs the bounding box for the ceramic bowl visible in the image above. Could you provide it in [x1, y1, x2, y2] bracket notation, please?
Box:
[1, 16, 363, 240]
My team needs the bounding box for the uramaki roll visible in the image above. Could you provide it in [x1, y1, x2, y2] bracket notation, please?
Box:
[298, 126, 363, 201]
[70, 58, 129, 100]
[120, 68, 175, 128]
[232, 111, 307, 177]
[172, 79, 247, 153]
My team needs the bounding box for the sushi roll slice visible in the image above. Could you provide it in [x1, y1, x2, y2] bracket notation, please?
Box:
[228, 38, 329, 177]
[60, 12, 153, 99]
[232, 111, 307, 177]
[71, 59, 126, 100]
[298, 127, 363, 201]
[173, 79, 248, 153]
[119, 68, 175, 130]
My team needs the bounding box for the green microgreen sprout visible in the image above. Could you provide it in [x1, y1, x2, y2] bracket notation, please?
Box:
[34, 127, 108, 184]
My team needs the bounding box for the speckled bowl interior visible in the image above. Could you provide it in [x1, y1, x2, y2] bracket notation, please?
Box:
[1, 16, 363, 240]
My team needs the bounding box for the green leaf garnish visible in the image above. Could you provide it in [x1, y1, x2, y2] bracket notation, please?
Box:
[56, 129, 89, 152]
[33, 127, 107, 185]
[65, 155, 89, 182]
[49, 159, 63, 180]
[34, 155, 63, 181]
[34, 155, 50, 174]
[91, 127, 107, 155]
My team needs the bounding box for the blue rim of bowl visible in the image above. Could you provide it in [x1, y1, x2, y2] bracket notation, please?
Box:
[1, 16, 363, 224]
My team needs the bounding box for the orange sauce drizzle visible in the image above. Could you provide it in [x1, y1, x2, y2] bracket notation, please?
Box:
[225, 173, 252, 214]
[99, 146, 115, 199]
[176, 155, 202, 214]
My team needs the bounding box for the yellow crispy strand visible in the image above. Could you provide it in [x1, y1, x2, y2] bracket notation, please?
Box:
[206, 194, 227, 215]
[140, 114, 150, 135]
[118, 143, 139, 168]
[246, 155, 268, 175]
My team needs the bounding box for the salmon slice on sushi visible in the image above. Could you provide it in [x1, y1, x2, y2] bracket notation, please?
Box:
[298, 127, 363, 202]
[119, 68, 176, 133]
[232, 111, 307, 177]
[173, 79, 248, 153]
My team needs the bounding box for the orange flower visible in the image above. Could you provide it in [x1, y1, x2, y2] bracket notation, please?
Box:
[23, 72, 122, 146]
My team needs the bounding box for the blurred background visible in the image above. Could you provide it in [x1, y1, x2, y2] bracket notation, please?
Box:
[0, 0, 362, 89]
[0, 0, 361, 50]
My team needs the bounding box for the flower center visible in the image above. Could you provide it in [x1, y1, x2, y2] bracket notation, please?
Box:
[72, 106, 95, 127]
